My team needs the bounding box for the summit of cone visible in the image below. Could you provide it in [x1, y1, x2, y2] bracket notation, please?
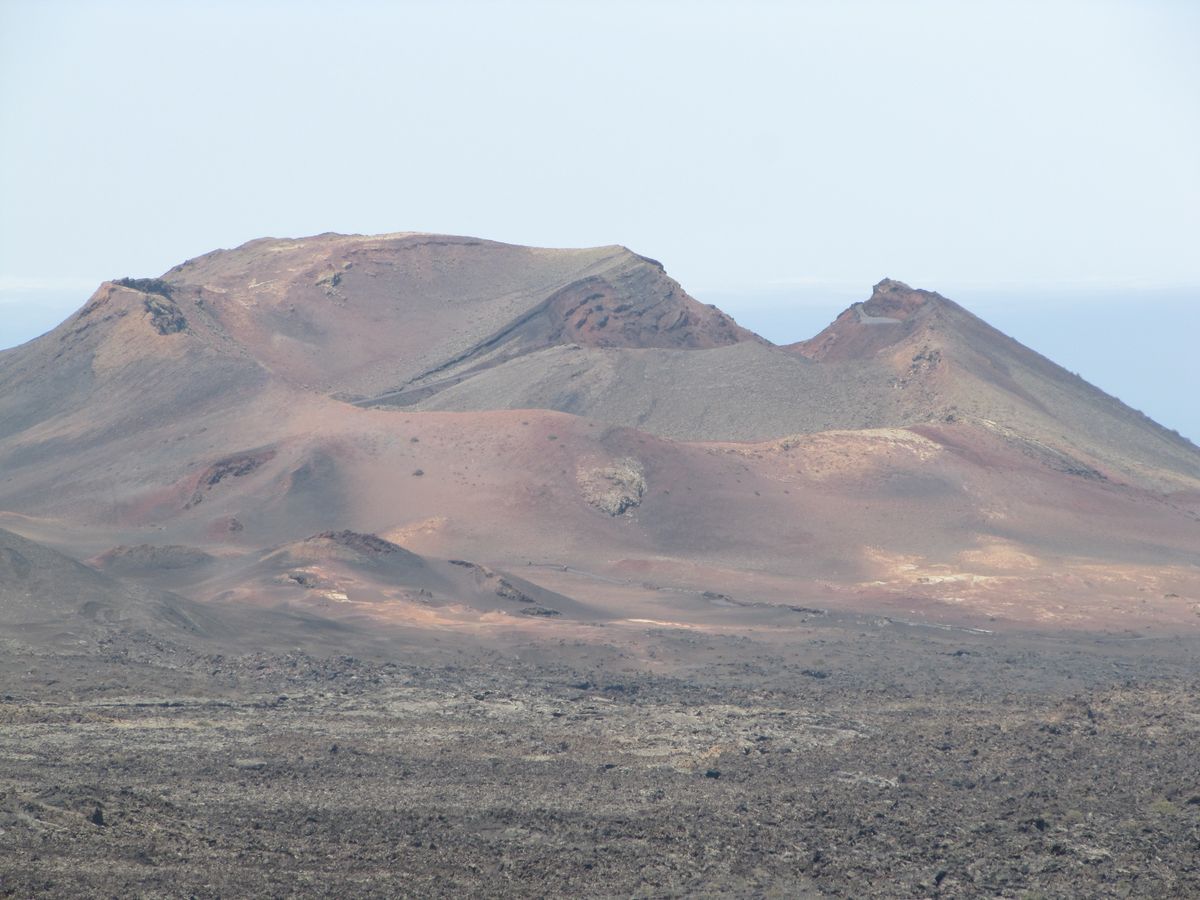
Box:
[141, 232, 761, 401]
[788, 278, 950, 362]
[863, 278, 942, 317]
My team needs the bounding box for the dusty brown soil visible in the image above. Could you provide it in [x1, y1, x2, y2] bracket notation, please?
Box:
[2, 619, 1198, 899]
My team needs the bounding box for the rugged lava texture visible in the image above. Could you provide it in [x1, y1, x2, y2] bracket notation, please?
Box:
[2, 622, 1198, 898]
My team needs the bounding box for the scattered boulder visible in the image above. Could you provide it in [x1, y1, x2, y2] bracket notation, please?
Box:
[578, 457, 646, 516]
[495, 578, 536, 604]
[187, 449, 276, 507]
[282, 571, 320, 589]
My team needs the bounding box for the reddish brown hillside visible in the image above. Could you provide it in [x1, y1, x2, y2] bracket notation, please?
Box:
[790, 278, 942, 361]
[158, 233, 758, 401]
[0, 235, 1197, 638]
[780, 279, 1200, 491]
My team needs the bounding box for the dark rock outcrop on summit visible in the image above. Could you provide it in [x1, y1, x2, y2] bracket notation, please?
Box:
[790, 278, 943, 361]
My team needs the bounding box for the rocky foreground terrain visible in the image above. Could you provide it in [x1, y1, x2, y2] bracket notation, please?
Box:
[3, 615, 1198, 899]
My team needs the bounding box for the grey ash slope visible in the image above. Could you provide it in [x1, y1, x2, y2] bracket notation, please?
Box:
[410, 341, 912, 440]
[0, 526, 228, 647]
[0, 526, 414, 673]
[0, 278, 266, 449]
[411, 272, 1200, 490]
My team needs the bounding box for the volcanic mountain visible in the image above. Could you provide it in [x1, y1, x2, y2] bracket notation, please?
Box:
[0, 232, 1196, 640]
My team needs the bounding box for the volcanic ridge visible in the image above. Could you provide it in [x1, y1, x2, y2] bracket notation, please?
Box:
[0, 231, 1196, 641]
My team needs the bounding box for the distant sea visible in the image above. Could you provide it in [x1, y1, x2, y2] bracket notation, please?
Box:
[0, 288, 91, 351]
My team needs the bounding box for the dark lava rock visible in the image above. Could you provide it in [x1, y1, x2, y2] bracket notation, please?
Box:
[310, 531, 404, 556]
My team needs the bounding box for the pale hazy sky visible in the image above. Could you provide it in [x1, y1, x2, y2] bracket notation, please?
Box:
[2, 1, 1197, 437]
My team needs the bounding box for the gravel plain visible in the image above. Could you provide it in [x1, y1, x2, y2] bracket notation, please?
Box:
[2, 618, 1198, 898]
